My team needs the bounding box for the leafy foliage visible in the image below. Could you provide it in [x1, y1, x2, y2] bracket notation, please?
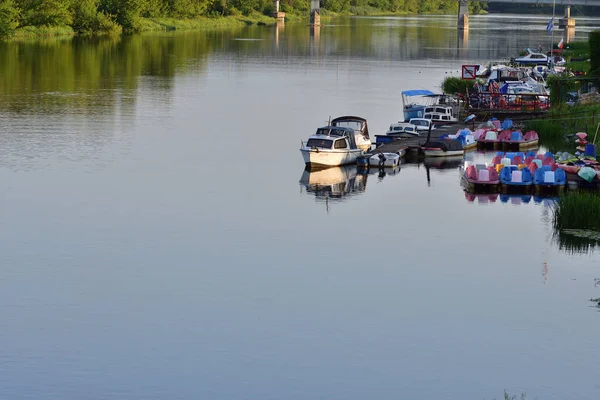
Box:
[0, 0, 20, 38]
[1, 0, 491, 37]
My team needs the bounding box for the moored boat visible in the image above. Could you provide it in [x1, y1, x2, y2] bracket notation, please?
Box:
[331, 116, 372, 152]
[476, 130, 500, 150]
[402, 89, 436, 121]
[463, 164, 500, 190]
[499, 165, 533, 193]
[500, 130, 539, 151]
[300, 126, 364, 167]
[533, 165, 566, 193]
[421, 139, 464, 157]
[368, 152, 401, 167]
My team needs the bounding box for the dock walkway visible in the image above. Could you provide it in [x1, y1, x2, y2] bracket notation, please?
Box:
[367, 124, 469, 156]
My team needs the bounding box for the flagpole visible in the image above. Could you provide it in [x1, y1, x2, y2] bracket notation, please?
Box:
[551, 0, 556, 67]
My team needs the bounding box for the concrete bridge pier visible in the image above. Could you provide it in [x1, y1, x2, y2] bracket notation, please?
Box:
[310, 0, 320, 26]
[458, 0, 469, 31]
[559, 5, 576, 29]
[271, 0, 286, 20]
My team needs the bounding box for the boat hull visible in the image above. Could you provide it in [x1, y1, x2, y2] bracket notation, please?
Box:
[422, 149, 464, 158]
[300, 148, 363, 167]
[477, 140, 500, 150]
[368, 153, 401, 167]
[501, 140, 539, 151]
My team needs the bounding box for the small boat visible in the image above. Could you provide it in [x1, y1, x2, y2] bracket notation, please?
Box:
[368, 152, 401, 167]
[463, 164, 500, 190]
[476, 130, 500, 150]
[331, 116, 372, 152]
[421, 139, 464, 157]
[423, 111, 458, 126]
[439, 129, 476, 151]
[374, 122, 418, 146]
[409, 118, 435, 132]
[385, 122, 419, 136]
[499, 165, 533, 192]
[513, 48, 549, 65]
[533, 165, 566, 193]
[300, 126, 364, 167]
[500, 130, 539, 151]
[402, 89, 436, 121]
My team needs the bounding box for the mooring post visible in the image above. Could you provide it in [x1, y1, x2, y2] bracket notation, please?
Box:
[310, 0, 320, 27]
[458, 0, 469, 31]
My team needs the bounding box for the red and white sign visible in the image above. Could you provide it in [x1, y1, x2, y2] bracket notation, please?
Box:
[462, 64, 479, 80]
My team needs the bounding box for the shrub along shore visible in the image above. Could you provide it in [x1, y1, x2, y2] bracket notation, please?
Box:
[0, 0, 488, 39]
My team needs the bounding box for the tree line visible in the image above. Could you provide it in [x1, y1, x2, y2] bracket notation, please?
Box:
[0, 0, 488, 38]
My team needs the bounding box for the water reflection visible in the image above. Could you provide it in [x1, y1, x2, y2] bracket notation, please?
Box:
[553, 228, 600, 254]
[299, 165, 367, 211]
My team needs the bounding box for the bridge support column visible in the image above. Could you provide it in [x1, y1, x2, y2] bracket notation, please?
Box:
[271, 0, 286, 20]
[310, 0, 320, 26]
[559, 5, 575, 29]
[458, 0, 469, 31]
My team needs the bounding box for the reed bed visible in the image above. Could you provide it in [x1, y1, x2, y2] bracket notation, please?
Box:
[553, 192, 600, 231]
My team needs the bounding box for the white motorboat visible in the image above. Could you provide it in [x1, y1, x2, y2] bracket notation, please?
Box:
[423, 111, 458, 125]
[331, 116, 372, 152]
[409, 118, 435, 132]
[385, 122, 418, 136]
[368, 152, 401, 168]
[300, 126, 364, 167]
[513, 48, 549, 65]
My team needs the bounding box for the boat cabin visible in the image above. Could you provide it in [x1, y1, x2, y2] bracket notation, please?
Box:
[424, 106, 453, 117]
[386, 122, 418, 136]
[307, 126, 358, 149]
[331, 116, 370, 139]
[423, 112, 455, 124]
[487, 68, 527, 84]
[408, 118, 434, 131]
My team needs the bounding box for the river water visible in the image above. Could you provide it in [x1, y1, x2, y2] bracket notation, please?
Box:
[1, 13, 599, 400]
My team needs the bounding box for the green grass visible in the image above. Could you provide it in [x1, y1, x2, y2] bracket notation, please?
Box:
[553, 192, 600, 232]
[139, 14, 277, 32]
[12, 25, 75, 39]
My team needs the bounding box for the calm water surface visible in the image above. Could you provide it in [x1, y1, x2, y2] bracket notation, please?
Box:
[1, 14, 600, 400]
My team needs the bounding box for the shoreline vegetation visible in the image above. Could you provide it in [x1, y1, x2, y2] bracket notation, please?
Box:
[0, 0, 488, 40]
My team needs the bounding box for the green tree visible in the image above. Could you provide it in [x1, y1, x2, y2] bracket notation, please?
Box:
[19, 0, 73, 26]
[73, 0, 121, 35]
[0, 0, 20, 38]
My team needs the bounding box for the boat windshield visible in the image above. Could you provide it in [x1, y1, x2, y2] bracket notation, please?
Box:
[412, 120, 429, 127]
[306, 138, 333, 149]
[333, 120, 363, 131]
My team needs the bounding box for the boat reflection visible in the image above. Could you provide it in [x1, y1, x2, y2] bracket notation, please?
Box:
[299, 165, 367, 210]
[463, 190, 558, 206]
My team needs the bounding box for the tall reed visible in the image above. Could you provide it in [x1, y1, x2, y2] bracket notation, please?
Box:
[553, 191, 600, 231]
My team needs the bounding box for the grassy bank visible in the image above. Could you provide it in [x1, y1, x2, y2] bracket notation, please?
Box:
[12, 25, 75, 39]
[138, 13, 277, 33]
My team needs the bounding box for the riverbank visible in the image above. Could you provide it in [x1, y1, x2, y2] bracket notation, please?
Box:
[9, 13, 281, 40]
[4, 7, 489, 40]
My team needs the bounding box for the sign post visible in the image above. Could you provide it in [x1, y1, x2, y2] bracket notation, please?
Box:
[461, 65, 479, 80]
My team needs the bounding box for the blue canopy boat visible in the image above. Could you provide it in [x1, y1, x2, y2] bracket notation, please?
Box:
[402, 89, 436, 121]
